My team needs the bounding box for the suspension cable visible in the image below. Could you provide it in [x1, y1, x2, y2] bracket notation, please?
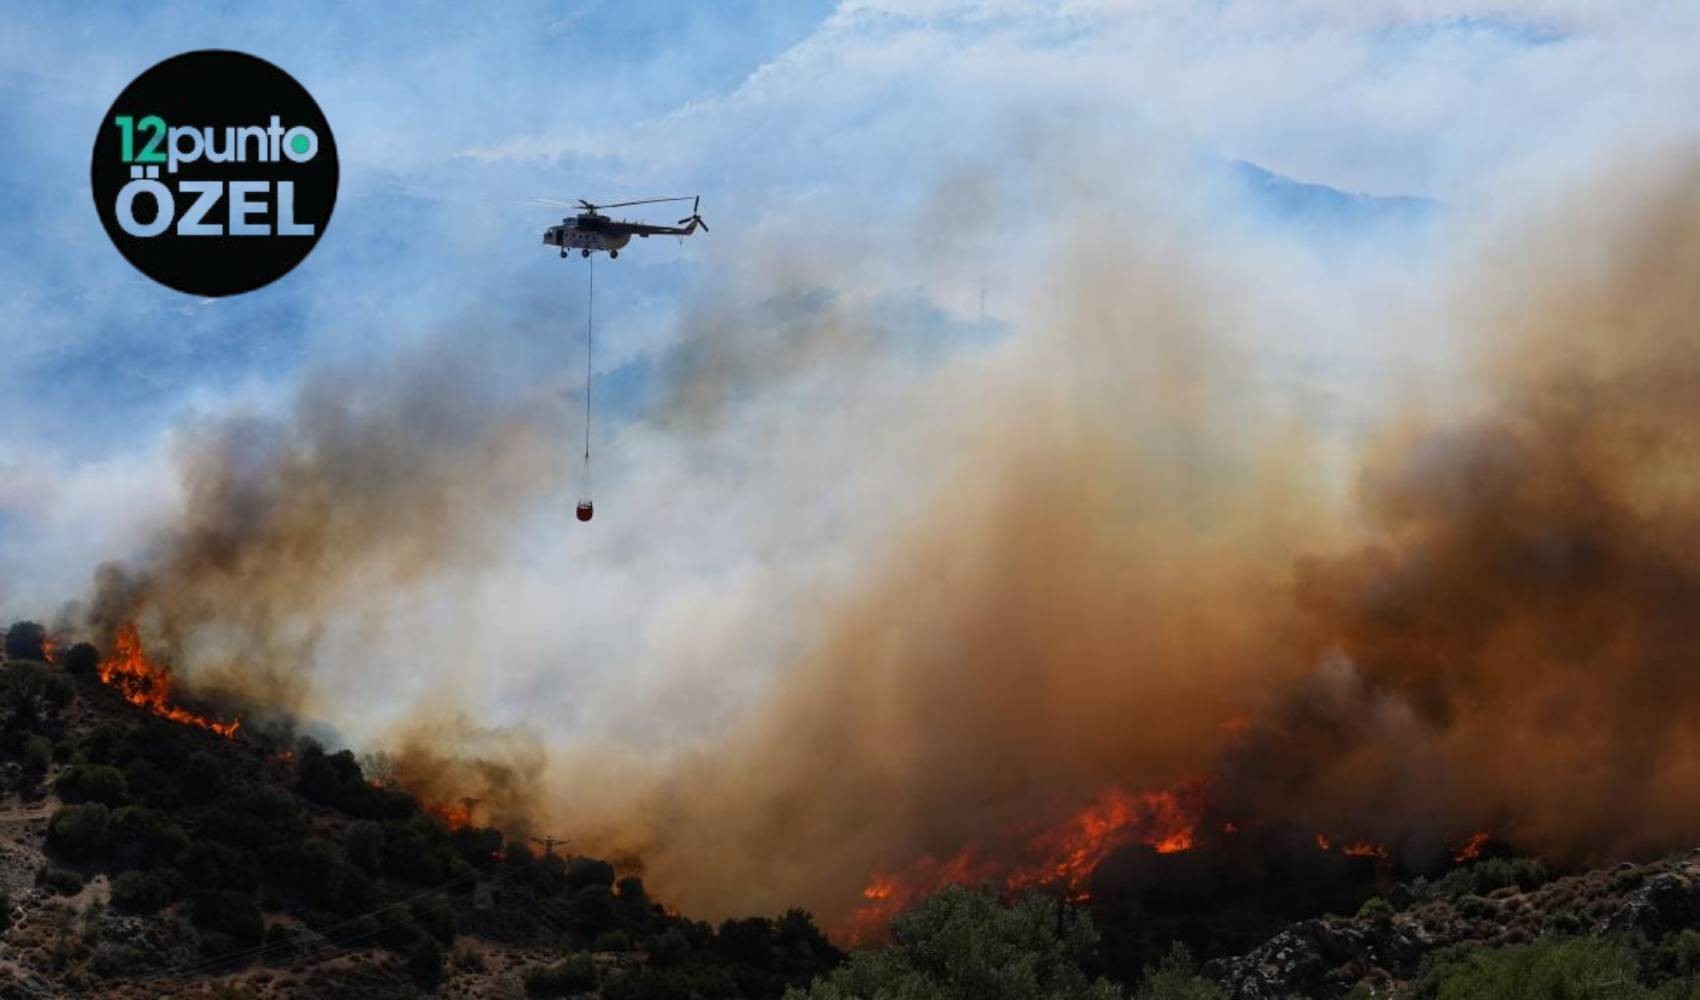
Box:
[583, 253, 593, 498]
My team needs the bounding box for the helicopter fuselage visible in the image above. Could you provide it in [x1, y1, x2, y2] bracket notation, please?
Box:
[543, 218, 633, 253]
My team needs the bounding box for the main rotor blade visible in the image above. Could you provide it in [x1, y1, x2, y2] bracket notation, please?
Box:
[528, 198, 580, 208]
[592, 195, 698, 210]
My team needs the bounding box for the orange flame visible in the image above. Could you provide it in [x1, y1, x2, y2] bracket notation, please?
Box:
[99, 623, 240, 738]
[1343, 841, 1388, 859]
[423, 799, 475, 830]
[1453, 831, 1492, 862]
[841, 783, 1204, 942]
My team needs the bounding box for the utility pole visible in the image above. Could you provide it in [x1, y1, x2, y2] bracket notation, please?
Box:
[531, 835, 567, 857]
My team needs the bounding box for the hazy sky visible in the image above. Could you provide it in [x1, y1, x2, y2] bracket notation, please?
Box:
[4, 0, 1699, 747]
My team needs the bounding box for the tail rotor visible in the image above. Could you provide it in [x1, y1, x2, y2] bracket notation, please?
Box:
[677, 196, 708, 233]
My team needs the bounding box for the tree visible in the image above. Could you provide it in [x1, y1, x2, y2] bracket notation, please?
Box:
[785, 886, 1123, 1000]
[62, 641, 100, 677]
[3, 621, 47, 661]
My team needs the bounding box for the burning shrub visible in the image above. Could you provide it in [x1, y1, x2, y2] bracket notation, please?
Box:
[785, 886, 1118, 1000]
[55, 764, 129, 806]
[47, 802, 112, 860]
[450, 824, 502, 866]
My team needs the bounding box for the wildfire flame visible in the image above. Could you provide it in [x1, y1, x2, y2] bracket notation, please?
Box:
[423, 799, 475, 830]
[99, 623, 240, 738]
[1007, 785, 1201, 900]
[842, 783, 1204, 943]
[1453, 831, 1492, 863]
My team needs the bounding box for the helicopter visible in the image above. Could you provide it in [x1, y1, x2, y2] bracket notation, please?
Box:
[541, 195, 707, 258]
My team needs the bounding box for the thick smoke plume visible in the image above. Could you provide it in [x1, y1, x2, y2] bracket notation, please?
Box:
[561, 155, 1700, 922]
[80, 350, 563, 726]
[66, 152, 1700, 931]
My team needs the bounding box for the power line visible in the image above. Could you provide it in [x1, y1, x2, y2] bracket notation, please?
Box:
[531, 835, 567, 858]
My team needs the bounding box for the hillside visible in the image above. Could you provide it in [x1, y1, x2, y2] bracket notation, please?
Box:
[7, 624, 1700, 1000]
[0, 626, 841, 999]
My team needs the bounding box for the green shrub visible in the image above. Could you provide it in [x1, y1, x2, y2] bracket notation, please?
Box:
[1357, 896, 1395, 924]
[111, 806, 190, 868]
[410, 896, 457, 946]
[1413, 936, 1649, 1000]
[1472, 858, 1549, 895]
[1613, 868, 1647, 893]
[525, 954, 600, 996]
[381, 824, 447, 884]
[22, 734, 53, 775]
[3, 621, 47, 661]
[1135, 943, 1228, 1000]
[110, 871, 172, 915]
[344, 820, 384, 873]
[405, 935, 446, 990]
[1456, 894, 1491, 919]
[288, 837, 345, 908]
[784, 886, 1119, 1000]
[62, 642, 100, 677]
[37, 865, 84, 895]
[41, 671, 75, 712]
[179, 751, 227, 805]
[56, 764, 129, 806]
[593, 929, 632, 952]
[191, 889, 265, 946]
[176, 840, 261, 891]
[646, 927, 691, 967]
[47, 803, 112, 860]
[566, 856, 615, 891]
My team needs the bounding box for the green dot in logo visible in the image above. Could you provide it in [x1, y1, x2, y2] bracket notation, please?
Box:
[290, 133, 310, 155]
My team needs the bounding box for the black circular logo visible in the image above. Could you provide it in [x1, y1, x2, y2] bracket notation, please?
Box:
[91, 50, 337, 297]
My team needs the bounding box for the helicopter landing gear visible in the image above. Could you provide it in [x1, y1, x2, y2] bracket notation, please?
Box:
[609, 250, 618, 259]
[581, 249, 591, 258]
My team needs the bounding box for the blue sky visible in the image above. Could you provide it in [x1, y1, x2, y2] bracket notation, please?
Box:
[4, 0, 1697, 642]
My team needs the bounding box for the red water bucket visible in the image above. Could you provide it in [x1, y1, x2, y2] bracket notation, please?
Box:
[576, 501, 594, 522]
